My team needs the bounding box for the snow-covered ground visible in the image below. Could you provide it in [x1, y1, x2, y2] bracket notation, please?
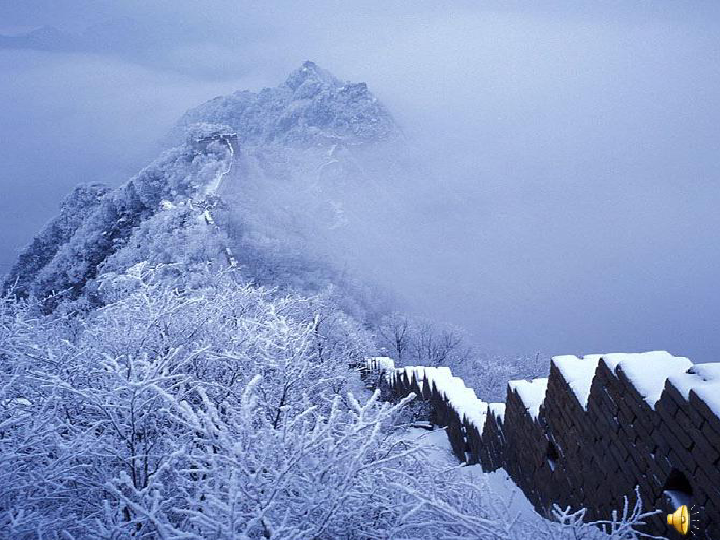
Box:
[401, 426, 542, 523]
[349, 369, 542, 526]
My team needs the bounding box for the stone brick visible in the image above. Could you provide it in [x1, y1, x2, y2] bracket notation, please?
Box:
[689, 390, 720, 434]
[673, 406, 700, 441]
[624, 393, 653, 423]
[693, 464, 720, 500]
[598, 387, 619, 413]
[650, 427, 670, 452]
[615, 367, 650, 405]
[692, 434, 719, 472]
[662, 379, 688, 405]
[655, 397, 677, 425]
[685, 404, 706, 432]
[698, 417, 720, 450]
[655, 451, 674, 478]
[645, 453, 666, 482]
[616, 402, 637, 428]
[658, 393, 680, 416]
[658, 414, 694, 451]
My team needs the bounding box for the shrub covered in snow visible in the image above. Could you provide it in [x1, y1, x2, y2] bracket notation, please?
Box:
[0, 268, 661, 539]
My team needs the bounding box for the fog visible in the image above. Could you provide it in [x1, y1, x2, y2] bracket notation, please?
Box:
[1, 1, 719, 362]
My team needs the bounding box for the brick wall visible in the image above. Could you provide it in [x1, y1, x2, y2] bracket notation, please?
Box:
[369, 352, 720, 539]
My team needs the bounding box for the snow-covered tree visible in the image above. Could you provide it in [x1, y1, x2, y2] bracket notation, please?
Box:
[0, 268, 660, 539]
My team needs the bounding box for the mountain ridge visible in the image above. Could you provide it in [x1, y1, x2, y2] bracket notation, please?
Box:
[3, 62, 398, 307]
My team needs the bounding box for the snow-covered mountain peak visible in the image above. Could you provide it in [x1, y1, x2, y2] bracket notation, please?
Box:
[175, 61, 400, 147]
[284, 60, 341, 93]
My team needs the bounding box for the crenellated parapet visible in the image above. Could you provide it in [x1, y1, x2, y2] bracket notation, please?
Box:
[365, 351, 720, 538]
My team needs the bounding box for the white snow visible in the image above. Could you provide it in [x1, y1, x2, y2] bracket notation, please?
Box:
[488, 403, 506, 423]
[552, 354, 603, 409]
[508, 378, 548, 420]
[668, 362, 720, 416]
[409, 366, 428, 383]
[552, 351, 695, 410]
[204, 136, 235, 196]
[367, 360, 490, 431]
[608, 351, 692, 409]
[462, 403, 489, 431]
[401, 427, 540, 522]
[425, 370, 489, 431]
[202, 209, 215, 225]
[3, 397, 32, 407]
[365, 356, 395, 373]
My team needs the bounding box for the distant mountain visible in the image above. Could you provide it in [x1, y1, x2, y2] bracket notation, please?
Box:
[3, 63, 401, 308]
[0, 17, 176, 56]
[0, 25, 80, 51]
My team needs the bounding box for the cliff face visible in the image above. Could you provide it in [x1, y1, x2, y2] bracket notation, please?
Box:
[3, 183, 110, 297]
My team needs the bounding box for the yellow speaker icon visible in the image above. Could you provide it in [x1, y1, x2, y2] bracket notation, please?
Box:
[667, 505, 690, 535]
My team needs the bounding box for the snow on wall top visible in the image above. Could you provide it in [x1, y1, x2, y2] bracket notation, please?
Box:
[552, 354, 603, 409]
[508, 378, 549, 420]
[552, 351, 693, 410]
[376, 362, 489, 432]
[365, 356, 396, 372]
[422, 368, 488, 430]
[488, 403, 506, 422]
[668, 362, 720, 417]
[607, 351, 693, 409]
[374, 351, 697, 425]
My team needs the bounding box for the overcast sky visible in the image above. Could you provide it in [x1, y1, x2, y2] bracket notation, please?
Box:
[1, 1, 719, 363]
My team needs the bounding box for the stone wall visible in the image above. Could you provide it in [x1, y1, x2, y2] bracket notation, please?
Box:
[367, 352, 720, 539]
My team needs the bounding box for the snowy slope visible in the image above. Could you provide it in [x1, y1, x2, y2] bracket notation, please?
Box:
[403, 426, 540, 520]
[3, 134, 235, 304]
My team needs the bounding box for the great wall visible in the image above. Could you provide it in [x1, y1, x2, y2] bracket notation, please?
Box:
[363, 352, 720, 538]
